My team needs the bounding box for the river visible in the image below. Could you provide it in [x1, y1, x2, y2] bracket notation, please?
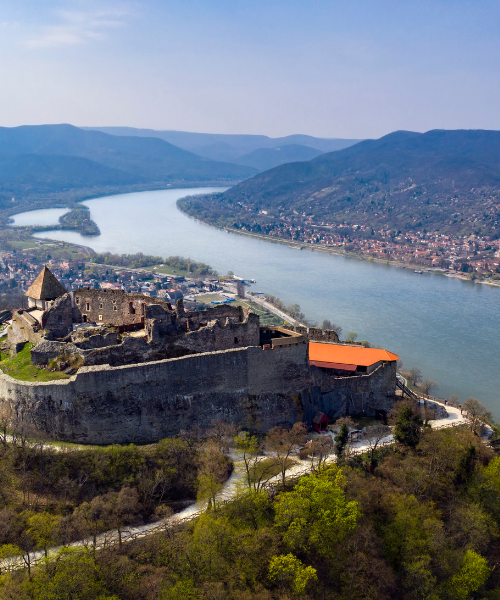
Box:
[10, 188, 500, 420]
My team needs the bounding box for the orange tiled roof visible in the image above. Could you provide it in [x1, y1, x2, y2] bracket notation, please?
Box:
[309, 342, 399, 367]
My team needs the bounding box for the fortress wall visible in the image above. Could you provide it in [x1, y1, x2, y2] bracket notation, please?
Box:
[0, 344, 310, 444]
[303, 361, 398, 420]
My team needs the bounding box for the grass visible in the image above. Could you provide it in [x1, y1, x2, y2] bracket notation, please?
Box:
[232, 298, 285, 327]
[0, 343, 70, 382]
[144, 264, 186, 276]
[6, 240, 40, 250]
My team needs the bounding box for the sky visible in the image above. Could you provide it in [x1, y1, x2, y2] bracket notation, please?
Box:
[1, 0, 500, 139]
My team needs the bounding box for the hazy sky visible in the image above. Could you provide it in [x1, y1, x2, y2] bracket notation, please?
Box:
[1, 0, 500, 138]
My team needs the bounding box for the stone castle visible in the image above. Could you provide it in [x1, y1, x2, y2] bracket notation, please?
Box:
[0, 267, 399, 444]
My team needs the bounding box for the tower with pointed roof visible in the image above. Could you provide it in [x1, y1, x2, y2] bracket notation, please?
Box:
[25, 266, 68, 310]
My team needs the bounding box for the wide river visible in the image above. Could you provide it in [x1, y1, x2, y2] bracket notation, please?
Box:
[11, 188, 500, 420]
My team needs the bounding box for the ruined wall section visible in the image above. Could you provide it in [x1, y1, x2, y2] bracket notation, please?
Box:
[72, 288, 163, 327]
[0, 344, 311, 444]
[288, 325, 340, 343]
[42, 295, 74, 339]
[302, 361, 398, 420]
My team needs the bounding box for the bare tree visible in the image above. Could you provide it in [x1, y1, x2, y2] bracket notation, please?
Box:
[408, 367, 422, 386]
[236, 433, 276, 492]
[302, 436, 333, 472]
[449, 395, 459, 406]
[463, 398, 492, 436]
[421, 378, 438, 396]
[266, 423, 307, 487]
[321, 320, 342, 336]
[361, 425, 391, 473]
[206, 419, 237, 454]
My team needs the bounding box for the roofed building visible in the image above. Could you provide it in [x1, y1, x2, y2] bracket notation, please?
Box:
[25, 266, 68, 310]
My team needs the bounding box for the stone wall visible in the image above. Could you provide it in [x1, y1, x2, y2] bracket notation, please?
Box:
[303, 361, 398, 420]
[43, 295, 74, 339]
[0, 341, 397, 444]
[0, 344, 311, 444]
[289, 325, 340, 343]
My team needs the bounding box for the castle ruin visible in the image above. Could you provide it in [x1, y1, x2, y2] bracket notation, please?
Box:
[1, 267, 399, 444]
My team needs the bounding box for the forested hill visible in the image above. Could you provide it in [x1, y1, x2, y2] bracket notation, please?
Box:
[180, 129, 500, 237]
[0, 124, 257, 215]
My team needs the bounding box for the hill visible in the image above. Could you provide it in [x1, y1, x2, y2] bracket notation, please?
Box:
[179, 129, 500, 238]
[86, 126, 360, 163]
[0, 124, 257, 215]
[234, 144, 324, 171]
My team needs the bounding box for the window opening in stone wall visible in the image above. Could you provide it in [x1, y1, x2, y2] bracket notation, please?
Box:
[234, 337, 239, 344]
[99, 303, 103, 309]
[113, 304, 118, 311]
[129, 302, 135, 314]
[99, 315, 103, 321]
[83, 315, 87, 322]
[86, 302, 90, 311]
[76, 298, 80, 305]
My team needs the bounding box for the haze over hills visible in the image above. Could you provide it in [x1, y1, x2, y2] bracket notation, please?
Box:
[180, 129, 500, 238]
[0, 124, 257, 214]
[86, 126, 361, 166]
[233, 144, 325, 171]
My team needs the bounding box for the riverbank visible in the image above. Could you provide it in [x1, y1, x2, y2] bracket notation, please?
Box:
[177, 205, 500, 288]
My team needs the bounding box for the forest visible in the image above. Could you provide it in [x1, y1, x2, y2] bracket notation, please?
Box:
[0, 400, 499, 600]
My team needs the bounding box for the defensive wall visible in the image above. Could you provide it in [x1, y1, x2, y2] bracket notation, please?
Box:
[0, 344, 310, 444]
[0, 342, 397, 444]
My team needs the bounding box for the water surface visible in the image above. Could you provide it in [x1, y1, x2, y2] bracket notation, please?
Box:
[12, 188, 500, 419]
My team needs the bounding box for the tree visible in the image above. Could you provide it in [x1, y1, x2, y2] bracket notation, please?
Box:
[345, 331, 358, 342]
[321, 320, 342, 336]
[274, 466, 360, 556]
[235, 434, 274, 491]
[196, 441, 229, 510]
[268, 553, 317, 596]
[206, 420, 237, 454]
[266, 423, 307, 487]
[408, 367, 422, 386]
[463, 398, 492, 436]
[361, 425, 391, 473]
[27, 513, 58, 558]
[334, 423, 350, 464]
[0, 544, 23, 575]
[28, 547, 108, 600]
[302, 436, 333, 472]
[101, 487, 142, 549]
[392, 403, 423, 448]
[445, 549, 490, 600]
[449, 394, 459, 406]
[421, 378, 438, 396]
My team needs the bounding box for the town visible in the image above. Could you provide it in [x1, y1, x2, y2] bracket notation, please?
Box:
[0, 241, 291, 326]
[232, 217, 500, 282]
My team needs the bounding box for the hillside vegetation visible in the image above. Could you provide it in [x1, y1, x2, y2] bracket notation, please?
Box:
[0, 124, 257, 218]
[1, 424, 500, 600]
[179, 129, 500, 238]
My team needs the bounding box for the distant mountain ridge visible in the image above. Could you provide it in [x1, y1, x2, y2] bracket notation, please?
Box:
[179, 129, 500, 238]
[0, 124, 257, 215]
[233, 144, 324, 170]
[85, 126, 361, 166]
